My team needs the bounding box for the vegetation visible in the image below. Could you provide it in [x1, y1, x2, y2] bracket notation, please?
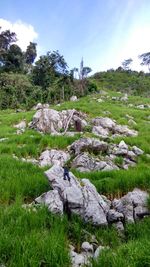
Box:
[0, 27, 150, 267]
[0, 89, 150, 266]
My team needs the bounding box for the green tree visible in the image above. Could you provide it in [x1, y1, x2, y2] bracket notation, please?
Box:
[32, 50, 68, 90]
[4, 44, 24, 72]
[139, 52, 150, 72]
[25, 42, 37, 65]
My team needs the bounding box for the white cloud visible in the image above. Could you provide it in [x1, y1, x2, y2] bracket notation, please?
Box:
[0, 18, 38, 51]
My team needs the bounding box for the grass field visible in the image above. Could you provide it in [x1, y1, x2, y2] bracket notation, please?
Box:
[0, 90, 150, 266]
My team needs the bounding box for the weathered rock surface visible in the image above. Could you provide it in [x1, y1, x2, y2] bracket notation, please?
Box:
[112, 188, 149, 223]
[39, 149, 70, 167]
[35, 190, 63, 214]
[92, 117, 138, 138]
[29, 108, 87, 134]
[43, 165, 110, 225]
[69, 138, 108, 156]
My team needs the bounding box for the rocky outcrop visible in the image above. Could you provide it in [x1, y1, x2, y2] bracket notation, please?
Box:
[112, 188, 149, 223]
[29, 108, 87, 134]
[69, 138, 143, 172]
[69, 138, 108, 156]
[92, 117, 138, 138]
[37, 165, 110, 226]
[31, 165, 149, 239]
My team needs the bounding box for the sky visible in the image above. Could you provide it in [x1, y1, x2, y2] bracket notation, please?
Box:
[0, 0, 150, 73]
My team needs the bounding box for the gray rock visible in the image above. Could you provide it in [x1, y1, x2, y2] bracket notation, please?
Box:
[92, 126, 109, 138]
[69, 137, 108, 156]
[35, 190, 63, 214]
[92, 117, 116, 130]
[44, 165, 109, 225]
[14, 120, 26, 131]
[70, 95, 78, 101]
[132, 146, 144, 156]
[81, 242, 93, 253]
[94, 246, 106, 259]
[112, 188, 149, 223]
[107, 209, 124, 223]
[39, 149, 70, 167]
[128, 119, 137, 126]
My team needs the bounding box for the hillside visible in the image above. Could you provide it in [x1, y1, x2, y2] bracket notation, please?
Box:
[0, 90, 150, 267]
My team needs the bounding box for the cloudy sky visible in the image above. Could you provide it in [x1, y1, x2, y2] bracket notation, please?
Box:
[1, 0, 150, 73]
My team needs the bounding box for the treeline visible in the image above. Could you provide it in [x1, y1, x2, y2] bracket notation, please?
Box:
[0, 28, 96, 109]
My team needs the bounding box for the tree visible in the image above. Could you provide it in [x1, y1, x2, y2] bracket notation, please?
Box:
[0, 28, 17, 67]
[122, 58, 133, 70]
[32, 50, 68, 90]
[25, 42, 37, 65]
[139, 52, 150, 72]
[3, 44, 24, 72]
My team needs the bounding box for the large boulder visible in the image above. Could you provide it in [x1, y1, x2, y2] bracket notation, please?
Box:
[29, 108, 87, 134]
[112, 188, 149, 223]
[44, 165, 110, 225]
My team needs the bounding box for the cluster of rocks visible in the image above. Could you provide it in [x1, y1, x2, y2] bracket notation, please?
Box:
[33, 165, 149, 232]
[70, 242, 107, 267]
[29, 108, 87, 135]
[92, 117, 138, 138]
[112, 93, 128, 102]
[14, 137, 143, 172]
[69, 138, 143, 172]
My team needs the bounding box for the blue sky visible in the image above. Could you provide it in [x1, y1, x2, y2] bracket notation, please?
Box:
[1, 0, 150, 73]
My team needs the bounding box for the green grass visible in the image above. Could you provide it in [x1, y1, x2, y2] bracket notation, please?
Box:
[0, 90, 150, 266]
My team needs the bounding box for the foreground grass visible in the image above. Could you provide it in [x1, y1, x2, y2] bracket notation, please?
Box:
[0, 91, 150, 266]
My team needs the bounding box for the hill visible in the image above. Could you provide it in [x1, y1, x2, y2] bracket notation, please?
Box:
[0, 90, 150, 267]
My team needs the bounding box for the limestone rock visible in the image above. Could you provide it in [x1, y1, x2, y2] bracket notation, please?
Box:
[39, 149, 70, 167]
[92, 117, 116, 130]
[69, 138, 108, 156]
[70, 96, 78, 101]
[35, 190, 63, 214]
[81, 242, 93, 253]
[112, 188, 149, 223]
[92, 126, 109, 138]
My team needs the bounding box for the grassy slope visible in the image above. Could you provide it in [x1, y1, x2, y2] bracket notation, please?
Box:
[0, 91, 150, 266]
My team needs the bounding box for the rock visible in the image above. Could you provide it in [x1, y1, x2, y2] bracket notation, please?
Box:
[113, 141, 128, 155]
[113, 221, 124, 233]
[114, 124, 138, 137]
[125, 114, 134, 120]
[70, 250, 90, 267]
[81, 242, 93, 253]
[94, 246, 106, 259]
[29, 108, 87, 134]
[92, 117, 116, 130]
[35, 190, 63, 214]
[14, 120, 26, 131]
[97, 98, 104, 103]
[112, 96, 119, 101]
[128, 119, 137, 126]
[120, 94, 128, 101]
[137, 104, 145, 109]
[112, 188, 149, 223]
[44, 165, 109, 225]
[107, 209, 124, 223]
[92, 126, 109, 138]
[132, 146, 144, 156]
[69, 138, 108, 156]
[33, 103, 50, 110]
[70, 96, 78, 101]
[39, 149, 70, 167]
[0, 137, 8, 142]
